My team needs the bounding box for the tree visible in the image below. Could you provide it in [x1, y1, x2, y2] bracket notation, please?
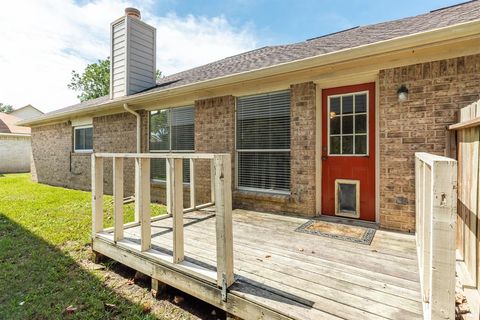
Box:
[0, 103, 13, 113]
[68, 57, 163, 102]
[68, 58, 110, 102]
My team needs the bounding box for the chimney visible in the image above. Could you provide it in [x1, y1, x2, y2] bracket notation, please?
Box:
[110, 8, 156, 99]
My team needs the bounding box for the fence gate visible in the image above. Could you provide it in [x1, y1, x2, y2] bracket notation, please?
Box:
[448, 98, 480, 317]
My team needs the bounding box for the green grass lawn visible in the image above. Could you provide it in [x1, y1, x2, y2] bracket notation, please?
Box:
[0, 173, 167, 319]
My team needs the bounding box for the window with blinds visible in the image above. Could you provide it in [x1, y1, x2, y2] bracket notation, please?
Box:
[236, 90, 291, 193]
[149, 106, 194, 183]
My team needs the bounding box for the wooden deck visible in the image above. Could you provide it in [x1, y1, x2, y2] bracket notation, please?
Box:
[93, 209, 423, 320]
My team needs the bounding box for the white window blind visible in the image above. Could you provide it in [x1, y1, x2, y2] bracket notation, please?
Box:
[236, 90, 290, 193]
[149, 106, 194, 183]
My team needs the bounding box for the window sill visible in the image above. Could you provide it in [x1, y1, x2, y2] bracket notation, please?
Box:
[233, 189, 291, 203]
[71, 151, 93, 156]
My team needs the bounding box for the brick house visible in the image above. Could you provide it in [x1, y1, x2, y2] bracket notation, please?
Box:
[19, 2, 480, 232]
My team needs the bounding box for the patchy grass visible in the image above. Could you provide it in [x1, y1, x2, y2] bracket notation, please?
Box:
[0, 173, 210, 319]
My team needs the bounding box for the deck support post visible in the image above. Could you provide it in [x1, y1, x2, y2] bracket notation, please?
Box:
[113, 157, 124, 242]
[172, 158, 184, 263]
[135, 157, 151, 251]
[91, 154, 104, 237]
[214, 154, 234, 290]
[151, 278, 167, 298]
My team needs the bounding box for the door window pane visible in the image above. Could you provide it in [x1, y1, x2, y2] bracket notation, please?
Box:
[330, 116, 340, 134]
[342, 136, 353, 154]
[355, 135, 367, 154]
[330, 136, 341, 154]
[342, 95, 353, 114]
[342, 115, 353, 134]
[355, 114, 367, 134]
[355, 94, 367, 113]
[330, 97, 340, 114]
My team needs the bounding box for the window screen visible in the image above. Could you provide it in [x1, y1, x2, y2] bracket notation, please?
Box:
[74, 126, 93, 151]
[236, 90, 290, 193]
[149, 106, 194, 183]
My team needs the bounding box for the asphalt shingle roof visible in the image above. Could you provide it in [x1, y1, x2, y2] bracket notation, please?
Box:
[0, 113, 30, 134]
[38, 0, 480, 120]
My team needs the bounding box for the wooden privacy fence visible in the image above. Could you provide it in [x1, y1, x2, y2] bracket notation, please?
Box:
[415, 152, 457, 320]
[91, 152, 234, 292]
[449, 99, 480, 313]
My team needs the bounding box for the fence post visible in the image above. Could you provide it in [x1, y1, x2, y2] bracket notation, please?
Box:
[113, 157, 124, 242]
[415, 153, 457, 320]
[135, 157, 151, 251]
[430, 160, 457, 319]
[172, 157, 184, 263]
[91, 154, 103, 237]
[214, 154, 234, 288]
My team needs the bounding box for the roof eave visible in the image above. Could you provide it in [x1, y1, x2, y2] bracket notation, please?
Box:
[19, 18, 480, 127]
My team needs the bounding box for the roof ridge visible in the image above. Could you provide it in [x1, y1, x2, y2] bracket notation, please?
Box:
[304, 0, 478, 43]
[430, 0, 477, 13]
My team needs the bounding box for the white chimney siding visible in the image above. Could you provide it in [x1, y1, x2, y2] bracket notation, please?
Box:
[110, 10, 156, 99]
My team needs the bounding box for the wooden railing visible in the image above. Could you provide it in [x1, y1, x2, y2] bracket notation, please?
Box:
[91, 153, 234, 292]
[415, 152, 457, 319]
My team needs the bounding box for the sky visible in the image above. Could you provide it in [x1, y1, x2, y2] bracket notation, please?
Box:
[0, 0, 465, 113]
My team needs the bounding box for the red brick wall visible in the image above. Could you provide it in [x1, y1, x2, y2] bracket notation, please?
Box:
[31, 122, 91, 190]
[31, 111, 146, 195]
[379, 54, 480, 232]
[194, 95, 236, 205]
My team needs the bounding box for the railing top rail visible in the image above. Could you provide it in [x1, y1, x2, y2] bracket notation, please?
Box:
[415, 152, 456, 166]
[93, 152, 230, 159]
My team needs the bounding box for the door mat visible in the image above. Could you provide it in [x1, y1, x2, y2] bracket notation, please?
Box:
[295, 219, 376, 245]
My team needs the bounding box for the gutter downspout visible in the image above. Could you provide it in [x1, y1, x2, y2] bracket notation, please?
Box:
[123, 103, 141, 153]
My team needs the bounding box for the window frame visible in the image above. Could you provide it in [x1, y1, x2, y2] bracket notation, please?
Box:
[327, 90, 369, 157]
[235, 90, 291, 195]
[148, 106, 194, 184]
[73, 125, 93, 153]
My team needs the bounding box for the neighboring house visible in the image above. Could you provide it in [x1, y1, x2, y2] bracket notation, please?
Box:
[19, 2, 480, 232]
[10, 104, 44, 120]
[0, 113, 32, 173]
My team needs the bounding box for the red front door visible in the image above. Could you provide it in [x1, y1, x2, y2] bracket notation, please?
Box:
[321, 83, 376, 221]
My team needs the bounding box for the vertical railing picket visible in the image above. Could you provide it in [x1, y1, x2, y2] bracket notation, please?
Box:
[113, 157, 124, 242]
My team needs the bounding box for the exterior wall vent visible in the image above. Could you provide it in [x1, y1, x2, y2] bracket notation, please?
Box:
[110, 8, 156, 99]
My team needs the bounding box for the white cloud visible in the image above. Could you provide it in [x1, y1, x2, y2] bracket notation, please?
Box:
[0, 0, 257, 112]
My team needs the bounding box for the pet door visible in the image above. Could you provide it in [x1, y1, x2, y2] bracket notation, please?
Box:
[335, 179, 360, 218]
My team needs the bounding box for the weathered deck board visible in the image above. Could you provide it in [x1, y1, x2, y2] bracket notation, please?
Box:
[111, 209, 423, 320]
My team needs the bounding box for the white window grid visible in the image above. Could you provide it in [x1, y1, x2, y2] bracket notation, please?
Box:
[327, 91, 369, 156]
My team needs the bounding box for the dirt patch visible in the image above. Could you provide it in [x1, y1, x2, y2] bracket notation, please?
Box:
[80, 257, 226, 320]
